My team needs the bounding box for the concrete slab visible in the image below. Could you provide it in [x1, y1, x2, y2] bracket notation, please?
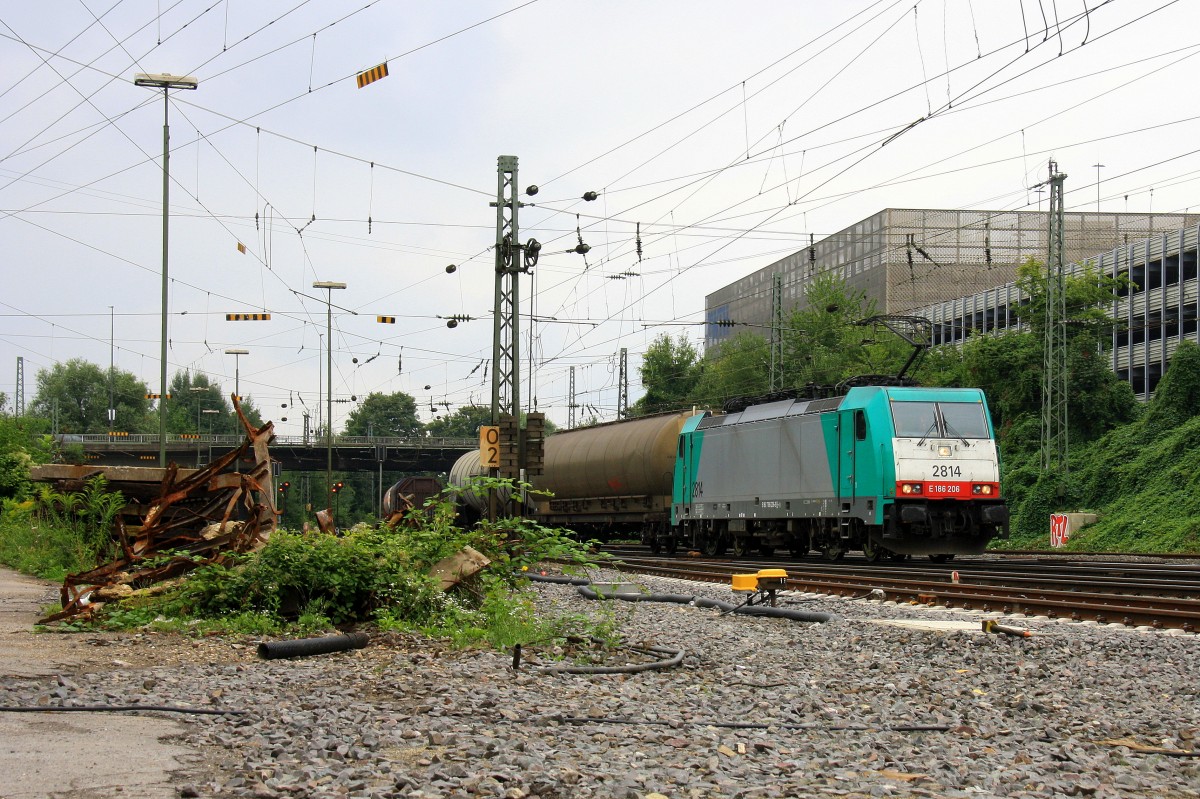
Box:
[0, 567, 197, 797]
[863, 618, 983, 632]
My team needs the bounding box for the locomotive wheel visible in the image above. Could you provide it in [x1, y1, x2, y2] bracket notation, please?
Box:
[759, 544, 775, 558]
[648, 538, 662, 555]
[861, 539, 885, 563]
[789, 543, 809, 558]
[702, 533, 722, 557]
[732, 536, 750, 558]
[928, 554, 955, 563]
[665, 536, 678, 555]
[889, 551, 910, 562]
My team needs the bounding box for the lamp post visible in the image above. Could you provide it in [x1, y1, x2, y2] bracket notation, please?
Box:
[190, 386, 207, 468]
[133, 72, 198, 467]
[224, 348, 248, 446]
[224, 348, 248, 408]
[201, 408, 218, 467]
[312, 281, 346, 500]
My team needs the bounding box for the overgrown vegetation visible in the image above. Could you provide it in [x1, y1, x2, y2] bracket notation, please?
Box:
[1002, 341, 1200, 552]
[0, 475, 126, 581]
[3, 474, 618, 650]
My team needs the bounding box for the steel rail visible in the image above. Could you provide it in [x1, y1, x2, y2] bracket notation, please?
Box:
[607, 556, 1200, 632]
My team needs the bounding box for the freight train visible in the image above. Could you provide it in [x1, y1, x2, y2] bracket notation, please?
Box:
[451, 384, 1009, 561]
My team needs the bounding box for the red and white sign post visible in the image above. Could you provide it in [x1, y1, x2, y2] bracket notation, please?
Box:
[1049, 513, 1070, 548]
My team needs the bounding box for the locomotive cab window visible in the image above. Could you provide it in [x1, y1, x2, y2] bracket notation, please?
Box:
[891, 401, 989, 439]
[854, 410, 866, 441]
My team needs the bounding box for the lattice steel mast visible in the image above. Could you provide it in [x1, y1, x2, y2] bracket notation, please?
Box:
[770, 273, 784, 391]
[1040, 161, 1069, 475]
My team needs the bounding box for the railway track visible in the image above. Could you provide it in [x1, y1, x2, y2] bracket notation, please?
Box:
[599, 547, 1200, 632]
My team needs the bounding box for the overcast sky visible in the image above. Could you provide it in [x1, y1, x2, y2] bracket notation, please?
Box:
[3, 0, 1199, 434]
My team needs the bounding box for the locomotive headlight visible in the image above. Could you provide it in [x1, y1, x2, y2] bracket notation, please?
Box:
[937, 445, 952, 457]
[900, 482, 923, 495]
[973, 484, 994, 496]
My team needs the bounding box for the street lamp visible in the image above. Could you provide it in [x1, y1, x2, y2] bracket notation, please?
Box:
[224, 348, 249, 404]
[134, 71, 199, 467]
[313, 281, 346, 500]
[201, 408, 219, 467]
[224, 348, 248, 434]
[190, 386, 207, 468]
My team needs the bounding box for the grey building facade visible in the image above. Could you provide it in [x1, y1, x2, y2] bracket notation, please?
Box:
[920, 223, 1200, 399]
[705, 208, 1200, 352]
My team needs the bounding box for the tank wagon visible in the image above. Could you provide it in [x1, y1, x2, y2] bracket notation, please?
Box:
[382, 476, 444, 520]
[530, 411, 694, 542]
[448, 385, 1008, 561]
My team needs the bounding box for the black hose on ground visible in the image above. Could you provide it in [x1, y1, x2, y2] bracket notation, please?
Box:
[257, 632, 369, 660]
[574, 586, 835, 623]
[0, 705, 244, 716]
[524, 573, 591, 586]
[553, 715, 950, 732]
[537, 644, 684, 675]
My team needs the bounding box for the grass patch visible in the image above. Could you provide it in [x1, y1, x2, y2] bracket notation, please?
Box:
[1000, 413, 1200, 553]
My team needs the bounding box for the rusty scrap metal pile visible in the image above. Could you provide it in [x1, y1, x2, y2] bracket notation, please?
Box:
[40, 405, 279, 623]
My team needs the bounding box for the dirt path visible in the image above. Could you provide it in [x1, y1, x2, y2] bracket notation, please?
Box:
[0, 568, 200, 799]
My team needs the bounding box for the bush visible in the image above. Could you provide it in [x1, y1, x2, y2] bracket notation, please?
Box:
[0, 500, 93, 580]
[156, 478, 605, 645]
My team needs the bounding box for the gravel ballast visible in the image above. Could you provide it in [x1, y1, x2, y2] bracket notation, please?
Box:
[3, 570, 1199, 799]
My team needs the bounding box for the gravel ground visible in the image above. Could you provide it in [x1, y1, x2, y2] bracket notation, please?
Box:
[3, 570, 1199, 799]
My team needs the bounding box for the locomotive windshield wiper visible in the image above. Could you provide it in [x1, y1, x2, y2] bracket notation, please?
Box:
[942, 419, 971, 447]
[916, 419, 939, 447]
[938, 405, 971, 448]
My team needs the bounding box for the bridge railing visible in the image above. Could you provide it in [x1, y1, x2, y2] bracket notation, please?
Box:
[55, 434, 476, 449]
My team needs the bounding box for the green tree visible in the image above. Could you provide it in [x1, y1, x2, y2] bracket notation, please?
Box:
[1143, 339, 1200, 431]
[344, 392, 422, 436]
[632, 333, 704, 416]
[692, 330, 770, 408]
[958, 332, 1042, 438]
[167, 371, 229, 435]
[0, 414, 52, 501]
[427, 405, 492, 438]
[781, 275, 908, 388]
[29, 359, 151, 433]
[1013, 258, 1131, 346]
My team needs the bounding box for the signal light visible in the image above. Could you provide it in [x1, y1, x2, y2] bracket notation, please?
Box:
[330, 481, 344, 494]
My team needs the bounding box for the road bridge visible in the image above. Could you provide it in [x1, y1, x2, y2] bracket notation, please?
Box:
[57, 433, 475, 474]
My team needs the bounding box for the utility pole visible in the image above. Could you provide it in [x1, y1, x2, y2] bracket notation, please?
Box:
[568, 366, 577, 429]
[770, 273, 783, 391]
[108, 306, 115, 433]
[14, 357, 24, 416]
[1092, 163, 1104, 213]
[617, 348, 629, 418]
[491, 156, 522, 436]
[1039, 161, 1069, 477]
[489, 155, 541, 492]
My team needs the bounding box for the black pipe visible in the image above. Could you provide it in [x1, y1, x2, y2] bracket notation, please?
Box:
[694, 596, 834, 623]
[524, 573, 591, 586]
[575, 585, 835, 623]
[0, 705, 244, 716]
[257, 632, 369, 660]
